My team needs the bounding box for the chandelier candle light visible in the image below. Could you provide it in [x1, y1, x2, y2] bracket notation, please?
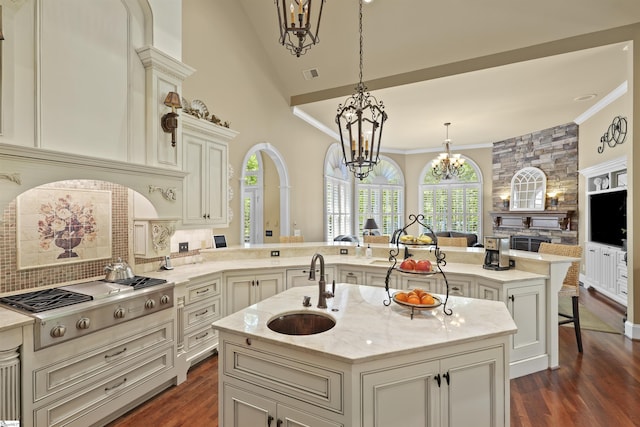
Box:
[336, 0, 388, 180]
[275, 0, 325, 57]
[432, 122, 465, 179]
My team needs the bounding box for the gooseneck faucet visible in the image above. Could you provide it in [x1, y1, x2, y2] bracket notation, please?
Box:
[309, 253, 333, 308]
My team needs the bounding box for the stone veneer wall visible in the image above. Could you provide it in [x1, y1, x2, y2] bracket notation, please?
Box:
[492, 122, 579, 245]
[0, 181, 128, 294]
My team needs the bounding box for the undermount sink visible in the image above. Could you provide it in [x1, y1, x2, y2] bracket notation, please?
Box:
[267, 312, 336, 335]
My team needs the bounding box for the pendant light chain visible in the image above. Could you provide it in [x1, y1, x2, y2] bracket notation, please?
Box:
[358, 0, 364, 90]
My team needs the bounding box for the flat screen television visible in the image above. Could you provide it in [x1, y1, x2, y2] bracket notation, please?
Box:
[589, 189, 627, 247]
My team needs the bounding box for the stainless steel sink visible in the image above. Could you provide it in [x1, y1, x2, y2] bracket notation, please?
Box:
[267, 312, 336, 335]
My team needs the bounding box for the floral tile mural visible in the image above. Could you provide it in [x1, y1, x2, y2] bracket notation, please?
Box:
[16, 188, 112, 269]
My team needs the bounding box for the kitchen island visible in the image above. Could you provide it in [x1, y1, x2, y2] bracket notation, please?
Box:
[213, 284, 517, 427]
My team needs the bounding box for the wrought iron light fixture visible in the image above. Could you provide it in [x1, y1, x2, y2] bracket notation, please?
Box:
[275, 0, 325, 57]
[431, 122, 465, 179]
[161, 92, 182, 147]
[336, 0, 388, 181]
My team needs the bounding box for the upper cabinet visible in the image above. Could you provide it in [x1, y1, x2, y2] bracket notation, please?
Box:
[182, 115, 238, 228]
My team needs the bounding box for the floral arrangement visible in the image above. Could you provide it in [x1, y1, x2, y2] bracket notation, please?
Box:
[38, 194, 98, 252]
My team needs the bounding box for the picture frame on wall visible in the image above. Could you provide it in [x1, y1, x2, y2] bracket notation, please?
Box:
[16, 187, 112, 270]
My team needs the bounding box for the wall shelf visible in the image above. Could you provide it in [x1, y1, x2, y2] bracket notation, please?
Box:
[490, 210, 574, 230]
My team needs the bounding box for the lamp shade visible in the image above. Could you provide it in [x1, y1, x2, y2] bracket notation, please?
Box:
[163, 92, 182, 109]
[364, 218, 379, 231]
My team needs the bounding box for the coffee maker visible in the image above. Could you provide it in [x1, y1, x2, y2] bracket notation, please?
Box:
[483, 237, 511, 271]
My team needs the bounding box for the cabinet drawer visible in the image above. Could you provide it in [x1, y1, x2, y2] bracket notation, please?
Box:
[186, 277, 220, 304]
[222, 342, 343, 413]
[184, 323, 218, 354]
[34, 321, 173, 401]
[184, 296, 222, 331]
[35, 345, 174, 427]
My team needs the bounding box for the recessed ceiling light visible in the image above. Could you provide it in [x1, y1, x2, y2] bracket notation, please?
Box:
[574, 94, 597, 102]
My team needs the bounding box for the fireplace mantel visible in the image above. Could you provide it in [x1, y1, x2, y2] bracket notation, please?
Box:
[490, 210, 574, 230]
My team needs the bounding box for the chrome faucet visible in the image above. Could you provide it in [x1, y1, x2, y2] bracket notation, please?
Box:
[309, 253, 333, 308]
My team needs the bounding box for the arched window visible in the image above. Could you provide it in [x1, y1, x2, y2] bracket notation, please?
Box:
[419, 158, 482, 236]
[242, 153, 263, 243]
[324, 144, 352, 241]
[356, 158, 404, 236]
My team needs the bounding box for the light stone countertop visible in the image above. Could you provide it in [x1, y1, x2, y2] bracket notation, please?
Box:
[212, 285, 518, 363]
[0, 307, 33, 332]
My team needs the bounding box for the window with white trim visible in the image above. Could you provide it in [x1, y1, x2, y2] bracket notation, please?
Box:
[419, 158, 482, 236]
[325, 145, 353, 241]
[356, 159, 404, 236]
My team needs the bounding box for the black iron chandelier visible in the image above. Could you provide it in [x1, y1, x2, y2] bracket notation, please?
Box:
[335, 0, 387, 180]
[432, 122, 465, 179]
[275, 0, 325, 57]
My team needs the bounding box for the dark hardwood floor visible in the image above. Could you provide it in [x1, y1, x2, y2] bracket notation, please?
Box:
[108, 286, 638, 427]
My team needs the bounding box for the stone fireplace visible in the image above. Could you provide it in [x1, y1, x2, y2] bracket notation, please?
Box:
[491, 122, 579, 245]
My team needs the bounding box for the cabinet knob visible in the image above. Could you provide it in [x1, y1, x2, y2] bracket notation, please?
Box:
[509, 295, 515, 302]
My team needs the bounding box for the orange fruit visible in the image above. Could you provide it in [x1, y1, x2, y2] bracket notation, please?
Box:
[407, 295, 421, 305]
[420, 294, 435, 305]
[395, 292, 408, 302]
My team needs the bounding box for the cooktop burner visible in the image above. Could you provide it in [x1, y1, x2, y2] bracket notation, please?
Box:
[106, 276, 167, 290]
[0, 288, 92, 313]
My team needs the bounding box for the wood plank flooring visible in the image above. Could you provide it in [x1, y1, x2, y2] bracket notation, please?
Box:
[108, 286, 638, 427]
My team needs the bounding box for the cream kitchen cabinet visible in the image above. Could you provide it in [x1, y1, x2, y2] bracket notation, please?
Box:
[225, 271, 285, 314]
[174, 273, 223, 384]
[475, 278, 546, 377]
[181, 115, 238, 227]
[0, 326, 22, 422]
[223, 384, 343, 427]
[583, 242, 627, 306]
[362, 346, 506, 427]
[286, 266, 336, 289]
[339, 265, 398, 288]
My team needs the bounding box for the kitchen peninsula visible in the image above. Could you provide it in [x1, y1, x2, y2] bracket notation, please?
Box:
[213, 285, 517, 427]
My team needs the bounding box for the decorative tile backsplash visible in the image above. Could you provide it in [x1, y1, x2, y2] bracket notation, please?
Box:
[0, 181, 128, 294]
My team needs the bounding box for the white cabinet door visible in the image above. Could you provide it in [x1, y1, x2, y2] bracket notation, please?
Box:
[183, 135, 208, 225]
[441, 347, 505, 427]
[226, 272, 284, 314]
[584, 243, 600, 288]
[362, 360, 440, 427]
[338, 268, 363, 285]
[507, 283, 546, 361]
[476, 278, 501, 301]
[223, 384, 277, 427]
[601, 247, 617, 293]
[182, 115, 233, 227]
[223, 384, 342, 427]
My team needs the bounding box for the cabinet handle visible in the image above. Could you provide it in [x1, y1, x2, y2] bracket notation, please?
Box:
[105, 378, 127, 392]
[434, 373, 441, 387]
[206, 214, 210, 219]
[452, 286, 460, 291]
[195, 309, 209, 317]
[196, 288, 210, 294]
[256, 280, 260, 286]
[267, 415, 274, 427]
[443, 371, 450, 385]
[277, 420, 283, 427]
[105, 347, 127, 359]
[195, 332, 209, 340]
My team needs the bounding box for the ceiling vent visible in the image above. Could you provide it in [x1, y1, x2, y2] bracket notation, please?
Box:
[302, 68, 320, 80]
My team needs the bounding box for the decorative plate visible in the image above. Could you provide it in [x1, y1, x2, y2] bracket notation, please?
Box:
[392, 291, 442, 309]
[191, 99, 209, 118]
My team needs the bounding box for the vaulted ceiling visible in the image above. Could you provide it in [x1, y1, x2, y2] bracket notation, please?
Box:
[238, 0, 640, 152]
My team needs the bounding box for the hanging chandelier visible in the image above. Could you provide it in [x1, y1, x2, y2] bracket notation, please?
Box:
[275, 0, 325, 57]
[432, 122, 465, 179]
[335, 0, 388, 180]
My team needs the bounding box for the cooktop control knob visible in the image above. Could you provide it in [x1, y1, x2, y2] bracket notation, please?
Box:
[145, 299, 156, 309]
[76, 318, 91, 330]
[114, 307, 126, 319]
[50, 325, 66, 338]
[160, 295, 170, 305]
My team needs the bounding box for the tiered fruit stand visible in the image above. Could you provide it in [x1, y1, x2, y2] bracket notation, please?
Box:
[384, 214, 454, 318]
